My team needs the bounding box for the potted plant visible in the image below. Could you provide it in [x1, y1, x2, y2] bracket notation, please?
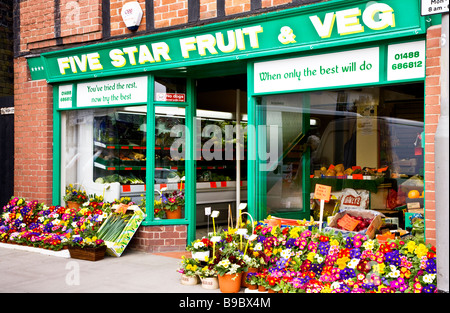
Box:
[63, 184, 88, 210]
[177, 256, 200, 285]
[187, 237, 212, 261]
[198, 264, 219, 290]
[163, 190, 184, 219]
[68, 229, 107, 261]
[214, 246, 248, 293]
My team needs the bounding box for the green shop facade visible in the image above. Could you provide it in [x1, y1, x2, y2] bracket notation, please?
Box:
[30, 0, 433, 245]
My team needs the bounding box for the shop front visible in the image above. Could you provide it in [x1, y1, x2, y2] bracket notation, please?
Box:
[34, 0, 429, 248]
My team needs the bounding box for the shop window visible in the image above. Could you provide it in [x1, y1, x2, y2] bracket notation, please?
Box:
[61, 106, 147, 204]
[154, 107, 186, 219]
[256, 83, 424, 220]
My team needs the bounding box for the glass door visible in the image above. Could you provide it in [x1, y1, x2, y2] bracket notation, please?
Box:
[255, 93, 311, 220]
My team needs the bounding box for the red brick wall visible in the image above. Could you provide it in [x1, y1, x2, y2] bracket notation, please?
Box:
[13, 57, 53, 204]
[154, 0, 188, 29]
[130, 225, 188, 252]
[424, 25, 442, 247]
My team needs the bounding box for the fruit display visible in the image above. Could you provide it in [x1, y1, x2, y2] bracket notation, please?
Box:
[318, 164, 388, 178]
[335, 213, 374, 232]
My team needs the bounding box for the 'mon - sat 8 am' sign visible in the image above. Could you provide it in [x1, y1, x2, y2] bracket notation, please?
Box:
[40, 0, 426, 83]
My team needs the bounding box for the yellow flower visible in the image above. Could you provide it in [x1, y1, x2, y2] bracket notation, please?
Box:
[307, 252, 316, 262]
[18, 199, 23, 205]
[414, 243, 428, 258]
[406, 241, 416, 253]
[330, 239, 340, 246]
[373, 263, 386, 274]
[336, 257, 349, 270]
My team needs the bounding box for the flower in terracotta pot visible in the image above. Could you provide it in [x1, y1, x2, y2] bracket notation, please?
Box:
[63, 184, 88, 205]
[163, 190, 184, 212]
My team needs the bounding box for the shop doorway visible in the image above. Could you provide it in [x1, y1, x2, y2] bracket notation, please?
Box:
[195, 74, 248, 237]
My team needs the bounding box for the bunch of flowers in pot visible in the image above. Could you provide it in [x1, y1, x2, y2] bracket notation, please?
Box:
[63, 184, 88, 208]
[177, 256, 201, 285]
[198, 263, 219, 289]
[186, 237, 213, 261]
[69, 228, 105, 248]
[213, 242, 248, 293]
[162, 190, 184, 219]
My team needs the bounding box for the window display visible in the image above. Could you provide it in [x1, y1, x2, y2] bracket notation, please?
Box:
[61, 106, 147, 204]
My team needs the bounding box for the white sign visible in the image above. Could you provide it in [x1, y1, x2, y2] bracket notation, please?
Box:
[387, 41, 426, 81]
[254, 47, 379, 94]
[77, 76, 147, 107]
[58, 85, 73, 109]
[421, 0, 449, 16]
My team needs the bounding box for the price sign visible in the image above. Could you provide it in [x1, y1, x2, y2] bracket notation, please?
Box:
[314, 184, 332, 201]
[337, 214, 360, 231]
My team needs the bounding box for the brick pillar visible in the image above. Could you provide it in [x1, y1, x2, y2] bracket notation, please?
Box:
[13, 57, 53, 204]
[129, 225, 188, 253]
[424, 25, 442, 247]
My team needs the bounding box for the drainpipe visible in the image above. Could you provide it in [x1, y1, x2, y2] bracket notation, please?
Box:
[435, 12, 449, 293]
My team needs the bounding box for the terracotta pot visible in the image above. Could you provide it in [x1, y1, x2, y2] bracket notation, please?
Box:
[241, 267, 258, 287]
[201, 277, 219, 290]
[247, 284, 258, 290]
[258, 285, 267, 292]
[166, 206, 182, 219]
[218, 273, 242, 293]
[180, 274, 199, 285]
[268, 288, 277, 293]
[66, 201, 81, 210]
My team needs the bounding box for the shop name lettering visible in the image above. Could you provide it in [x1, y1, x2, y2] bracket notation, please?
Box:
[56, 3, 395, 75]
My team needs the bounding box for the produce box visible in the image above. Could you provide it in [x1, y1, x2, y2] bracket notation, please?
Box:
[325, 209, 384, 239]
[97, 204, 145, 257]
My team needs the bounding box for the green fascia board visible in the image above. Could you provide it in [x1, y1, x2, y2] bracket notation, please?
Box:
[41, 0, 426, 83]
[27, 56, 46, 80]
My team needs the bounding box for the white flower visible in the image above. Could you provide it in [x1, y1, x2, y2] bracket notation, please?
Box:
[193, 241, 205, 249]
[347, 258, 360, 269]
[280, 249, 293, 259]
[218, 260, 230, 268]
[315, 255, 324, 264]
[254, 242, 263, 251]
[423, 274, 436, 283]
[331, 282, 341, 290]
[388, 265, 400, 278]
[362, 239, 375, 250]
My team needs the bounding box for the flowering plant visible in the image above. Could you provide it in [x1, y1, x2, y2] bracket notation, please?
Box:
[177, 256, 200, 277]
[63, 184, 88, 204]
[153, 199, 165, 218]
[198, 264, 217, 278]
[69, 229, 105, 248]
[186, 237, 212, 253]
[213, 244, 248, 276]
[163, 190, 185, 212]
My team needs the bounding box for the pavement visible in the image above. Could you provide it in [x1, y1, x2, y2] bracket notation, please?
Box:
[0, 243, 221, 293]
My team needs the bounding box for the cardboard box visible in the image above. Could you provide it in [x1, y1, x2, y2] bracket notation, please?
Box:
[99, 204, 146, 257]
[325, 209, 384, 239]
